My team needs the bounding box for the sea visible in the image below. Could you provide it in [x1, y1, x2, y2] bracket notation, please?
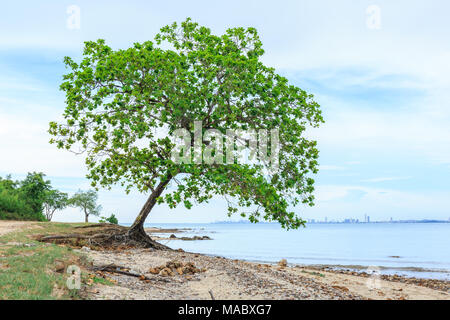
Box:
[123, 222, 450, 280]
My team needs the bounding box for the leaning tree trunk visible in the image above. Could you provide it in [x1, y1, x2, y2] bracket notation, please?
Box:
[127, 175, 172, 249]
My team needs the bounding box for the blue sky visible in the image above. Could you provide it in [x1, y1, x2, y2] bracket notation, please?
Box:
[1, 0, 449, 223]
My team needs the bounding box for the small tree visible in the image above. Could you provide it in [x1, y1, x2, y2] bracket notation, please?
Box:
[99, 214, 119, 225]
[69, 190, 101, 223]
[43, 189, 68, 221]
[49, 19, 323, 247]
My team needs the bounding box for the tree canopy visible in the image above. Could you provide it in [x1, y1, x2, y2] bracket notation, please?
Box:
[49, 18, 323, 239]
[68, 190, 102, 223]
[43, 189, 68, 221]
[0, 173, 51, 221]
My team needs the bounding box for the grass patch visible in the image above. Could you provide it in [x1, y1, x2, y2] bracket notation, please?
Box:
[0, 222, 91, 300]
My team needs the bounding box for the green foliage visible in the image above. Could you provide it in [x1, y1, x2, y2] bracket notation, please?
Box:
[99, 214, 118, 225]
[43, 189, 69, 221]
[49, 18, 324, 229]
[0, 222, 88, 300]
[68, 190, 101, 223]
[0, 173, 49, 221]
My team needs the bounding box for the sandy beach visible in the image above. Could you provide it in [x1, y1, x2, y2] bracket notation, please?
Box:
[1, 221, 448, 300]
[84, 247, 449, 300]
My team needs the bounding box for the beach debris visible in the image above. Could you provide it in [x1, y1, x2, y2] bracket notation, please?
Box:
[278, 259, 287, 267]
[55, 262, 66, 273]
[159, 267, 175, 277]
[166, 235, 212, 241]
[332, 285, 349, 292]
[92, 264, 169, 283]
[209, 289, 215, 300]
[148, 260, 207, 277]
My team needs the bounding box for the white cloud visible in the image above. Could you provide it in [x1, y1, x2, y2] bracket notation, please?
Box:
[0, 110, 87, 177]
[319, 165, 346, 171]
[361, 177, 411, 183]
[1, 0, 450, 223]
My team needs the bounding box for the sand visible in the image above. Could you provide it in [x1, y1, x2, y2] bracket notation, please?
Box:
[85, 248, 450, 300]
[0, 221, 448, 300]
[0, 221, 36, 236]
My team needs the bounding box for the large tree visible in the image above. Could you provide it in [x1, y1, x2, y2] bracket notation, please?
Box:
[49, 19, 323, 248]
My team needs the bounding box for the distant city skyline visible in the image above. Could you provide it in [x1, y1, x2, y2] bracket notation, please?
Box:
[306, 216, 450, 224]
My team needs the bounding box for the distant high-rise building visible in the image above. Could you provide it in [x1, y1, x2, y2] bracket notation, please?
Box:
[325, 217, 328, 223]
[367, 216, 370, 223]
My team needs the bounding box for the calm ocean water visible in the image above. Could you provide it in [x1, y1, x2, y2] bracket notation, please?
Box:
[129, 222, 450, 280]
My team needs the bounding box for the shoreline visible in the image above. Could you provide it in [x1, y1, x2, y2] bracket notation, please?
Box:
[84, 247, 450, 300]
[0, 221, 448, 300]
[145, 227, 450, 281]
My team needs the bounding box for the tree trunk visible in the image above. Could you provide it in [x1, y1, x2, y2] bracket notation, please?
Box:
[85, 209, 89, 223]
[127, 175, 172, 249]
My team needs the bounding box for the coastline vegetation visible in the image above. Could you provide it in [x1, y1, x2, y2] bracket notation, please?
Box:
[0, 173, 106, 224]
[0, 222, 87, 299]
[0, 173, 51, 221]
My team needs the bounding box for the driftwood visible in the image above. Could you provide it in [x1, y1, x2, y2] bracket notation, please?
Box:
[92, 264, 170, 286]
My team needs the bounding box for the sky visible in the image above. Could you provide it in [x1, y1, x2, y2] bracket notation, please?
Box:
[0, 0, 449, 224]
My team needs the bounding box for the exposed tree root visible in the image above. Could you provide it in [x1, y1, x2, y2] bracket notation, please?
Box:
[36, 224, 171, 251]
[74, 223, 121, 229]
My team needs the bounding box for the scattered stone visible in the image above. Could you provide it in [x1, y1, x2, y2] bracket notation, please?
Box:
[332, 285, 349, 292]
[179, 235, 212, 240]
[55, 262, 66, 273]
[278, 259, 287, 267]
[81, 246, 91, 252]
[159, 267, 174, 277]
[149, 260, 207, 277]
[148, 267, 160, 274]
